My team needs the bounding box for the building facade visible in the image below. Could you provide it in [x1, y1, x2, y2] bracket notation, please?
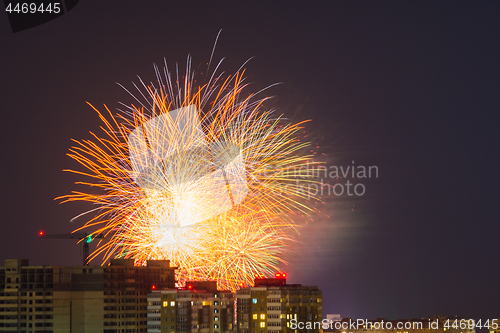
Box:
[147, 281, 234, 333]
[236, 276, 323, 333]
[0, 258, 176, 333]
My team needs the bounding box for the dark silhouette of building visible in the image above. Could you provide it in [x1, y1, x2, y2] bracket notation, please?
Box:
[147, 281, 234, 333]
[236, 275, 323, 333]
[0, 258, 176, 332]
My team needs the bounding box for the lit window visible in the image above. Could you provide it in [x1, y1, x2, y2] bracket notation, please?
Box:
[163, 301, 168, 307]
[214, 324, 219, 329]
[260, 314, 266, 319]
[170, 301, 175, 306]
[215, 317, 219, 321]
[253, 299, 257, 304]
[253, 314, 258, 320]
[260, 322, 265, 328]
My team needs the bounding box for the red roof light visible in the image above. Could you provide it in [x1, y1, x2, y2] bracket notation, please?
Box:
[39, 231, 44, 236]
[275, 272, 286, 279]
[151, 285, 156, 290]
[187, 284, 193, 290]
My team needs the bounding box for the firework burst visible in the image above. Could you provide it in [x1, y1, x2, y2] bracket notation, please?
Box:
[58, 55, 320, 291]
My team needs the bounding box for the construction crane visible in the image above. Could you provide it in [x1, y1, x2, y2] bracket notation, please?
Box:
[38, 231, 105, 266]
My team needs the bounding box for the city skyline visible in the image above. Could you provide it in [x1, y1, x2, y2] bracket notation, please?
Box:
[0, 258, 486, 333]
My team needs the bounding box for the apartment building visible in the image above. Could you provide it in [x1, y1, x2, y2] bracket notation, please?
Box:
[0, 258, 176, 333]
[236, 275, 323, 333]
[147, 281, 234, 333]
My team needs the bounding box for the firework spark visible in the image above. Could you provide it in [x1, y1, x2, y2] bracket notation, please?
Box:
[58, 55, 320, 291]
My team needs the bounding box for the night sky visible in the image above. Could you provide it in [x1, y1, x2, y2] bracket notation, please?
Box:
[1, 1, 499, 322]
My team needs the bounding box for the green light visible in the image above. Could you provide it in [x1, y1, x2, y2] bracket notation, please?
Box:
[86, 235, 92, 243]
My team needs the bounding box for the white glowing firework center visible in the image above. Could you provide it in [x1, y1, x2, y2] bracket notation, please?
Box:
[128, 105, 248, 227]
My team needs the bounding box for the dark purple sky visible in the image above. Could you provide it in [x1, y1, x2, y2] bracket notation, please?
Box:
[1, 1, 499, 322]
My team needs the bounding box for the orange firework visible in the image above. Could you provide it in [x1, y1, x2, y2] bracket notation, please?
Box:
[58, 56, 320, 291]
